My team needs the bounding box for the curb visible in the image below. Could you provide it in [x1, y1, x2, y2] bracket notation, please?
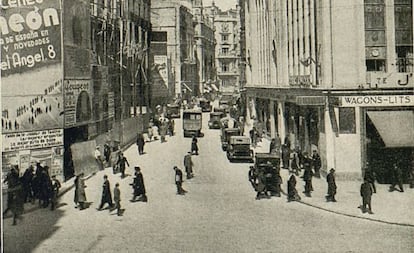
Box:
[297, 200, 414, 227]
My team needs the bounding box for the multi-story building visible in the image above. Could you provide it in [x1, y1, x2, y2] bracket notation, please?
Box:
[151, 1, 197, 100]
[208, 3, 242, 93]
[192, 0, 217, 96]
[1, 0, 152, 181]
[243, 0, 413, 181]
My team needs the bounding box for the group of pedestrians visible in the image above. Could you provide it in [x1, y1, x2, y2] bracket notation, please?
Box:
[3, 163, 61, 225]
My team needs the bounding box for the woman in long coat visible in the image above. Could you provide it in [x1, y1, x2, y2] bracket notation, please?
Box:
[74, 173, 87, 210]
[191, 136, 199, 155]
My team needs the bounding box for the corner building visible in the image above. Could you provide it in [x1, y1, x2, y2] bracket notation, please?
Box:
[243, 0, 413, 181]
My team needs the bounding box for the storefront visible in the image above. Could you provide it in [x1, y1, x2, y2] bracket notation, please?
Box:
[339, 94, 414, 181]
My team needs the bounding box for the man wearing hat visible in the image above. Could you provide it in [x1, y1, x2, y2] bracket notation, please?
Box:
[326, 168, 337, 202]
[173, 166, 186, 195]
[184, 152, 194, 179]
[95, 146, 104, 171]
[130, 167, 147, 202]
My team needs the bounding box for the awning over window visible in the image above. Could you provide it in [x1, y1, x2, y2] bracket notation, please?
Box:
[367, 110, 414, 148]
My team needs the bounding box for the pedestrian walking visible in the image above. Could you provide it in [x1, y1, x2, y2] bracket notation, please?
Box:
[326, 168, 337, 202]
[39, 169, 52, 208]
[50, 175, 61, 210]
[173, 166, 186, 195]
[160, 119, 167, 143]
[312, 150, 321, 178]
[364, 163, 376, 193]
[249, 127, 257, 147]
[287, 174, 300, 202]
[255, 171, 269, 200]
[130, 167, 147, 202]
[360, 178, 374, 214]
[116, 152, 130, 178]
[191, 135, 199, 155]
[113, 183, 122, 216]
[103, 143, 111, 165]
[74, 173, 87, 210]
[21, 165, 35, 203]
[95, 146, 104, 170]
[136, 133, 145, 155]
[281, 144, 290, 170]
[302, 153, 313, 197]
[98, 175, 113, 211]
[3, 167, 20, 216]
[290, 148, 300, 175]
[184, 152, 194, 179]
[389, 163, 404, 192]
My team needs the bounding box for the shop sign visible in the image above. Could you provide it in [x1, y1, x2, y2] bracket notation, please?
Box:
[340, 95, 414, 107]
[2, 129, 63, 152]
[289, 75, 312, 86]
[296, 96, 325, 106]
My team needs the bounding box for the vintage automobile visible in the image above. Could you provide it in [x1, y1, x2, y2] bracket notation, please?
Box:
[251, 153, 282, 197]
[183, 109, 203, 137]
[213, 106, 227, 114]
[226, 136, 254, 162]
[166, 103, 181, 118]
[208, 111, 224, 129]
[199, 98, 212, 112]
[220, 128, 241, 151]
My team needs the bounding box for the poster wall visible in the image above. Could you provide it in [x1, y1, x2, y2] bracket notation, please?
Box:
[1, 0, 64, 133]
[63, 80, 93, 127]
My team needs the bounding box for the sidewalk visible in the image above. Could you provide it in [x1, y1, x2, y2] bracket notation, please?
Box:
[252, 137, 414, 227]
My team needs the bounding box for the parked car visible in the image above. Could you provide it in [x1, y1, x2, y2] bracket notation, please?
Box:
[252, 153, 281, 196]
[183, 109, 202, 137]
[221, 128, 241, 151]
[226, 136, 254, 162]
[208, 112, 224, 129]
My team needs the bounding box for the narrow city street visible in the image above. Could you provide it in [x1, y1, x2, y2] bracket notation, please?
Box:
[3, 114, 414, 253]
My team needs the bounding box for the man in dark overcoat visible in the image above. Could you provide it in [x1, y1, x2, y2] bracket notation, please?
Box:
[302, 153, 313, 197]
[21, 164, 35, 203]
[360, 178, 373, 214]
[50, 175, 61, 210]
[312, 150, 321, 178]
[98, 175, 113, 210]
[131, 167, 147, 202]
[287, 174, 300, 202]
[116, 152, 130, 178]
[191, 136, 199, 155]
[184, 152, 194, 179]
[364, 162, 376, 193]
[136, 133, 145, 155]
[390, 163, 404, 192]
[174, 166, 186, 195]
[326, 168, 337, 202]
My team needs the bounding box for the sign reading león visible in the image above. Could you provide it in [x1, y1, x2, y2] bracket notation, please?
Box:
[341, 95, 414, 107]
[2, 129, 63, 152]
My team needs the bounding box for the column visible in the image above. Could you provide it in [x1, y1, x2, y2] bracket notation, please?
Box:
[269, 100, 276, 138]
[324, 104, 336, 172]
[298, 0, 304, 76]
[278, 101, 286, 144]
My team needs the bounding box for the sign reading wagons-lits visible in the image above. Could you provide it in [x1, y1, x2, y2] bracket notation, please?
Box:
[340, 95, 414, 107]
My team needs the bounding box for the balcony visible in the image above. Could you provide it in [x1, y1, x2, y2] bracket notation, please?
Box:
[217, 52, 239, 59]
[217, 70, 239, 76]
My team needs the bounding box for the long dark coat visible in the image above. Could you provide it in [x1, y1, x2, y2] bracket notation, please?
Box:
[191, 137, 198, 152]
[133, 172, 146, 196]
[101, 180, 112, 203]
[74, 176, 87, 203]
[287, 175, 298, 199]
[327, 172, 337, 196]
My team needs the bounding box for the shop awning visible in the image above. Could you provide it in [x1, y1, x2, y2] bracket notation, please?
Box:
[367, 110, 414, 148]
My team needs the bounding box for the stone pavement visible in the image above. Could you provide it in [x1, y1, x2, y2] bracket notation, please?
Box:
[252, 136, 414, 227]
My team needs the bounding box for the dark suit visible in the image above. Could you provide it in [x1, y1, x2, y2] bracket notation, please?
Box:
[175, 168, 185, 194]
[326, 172, 337, 201]
[360, 181, 373, 213]
[99, 180, 113, 209]
[132, 172, 147, 201]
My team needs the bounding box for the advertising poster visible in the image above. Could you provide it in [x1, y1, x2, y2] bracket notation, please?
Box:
[1, 0, 64, 133]
[63, 80, 92, 127]
[154, 55, 169, 87]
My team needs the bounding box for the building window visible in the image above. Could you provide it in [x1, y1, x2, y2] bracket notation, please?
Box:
[394, 0, 413, 73]
[221, 48, 229, 55]
[339, 107, 356, 134]
[222, 34, 228, 42]
[364, 0, 387, 71]
[366, 59, 386, 71]
[221, 63, 229, 72]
